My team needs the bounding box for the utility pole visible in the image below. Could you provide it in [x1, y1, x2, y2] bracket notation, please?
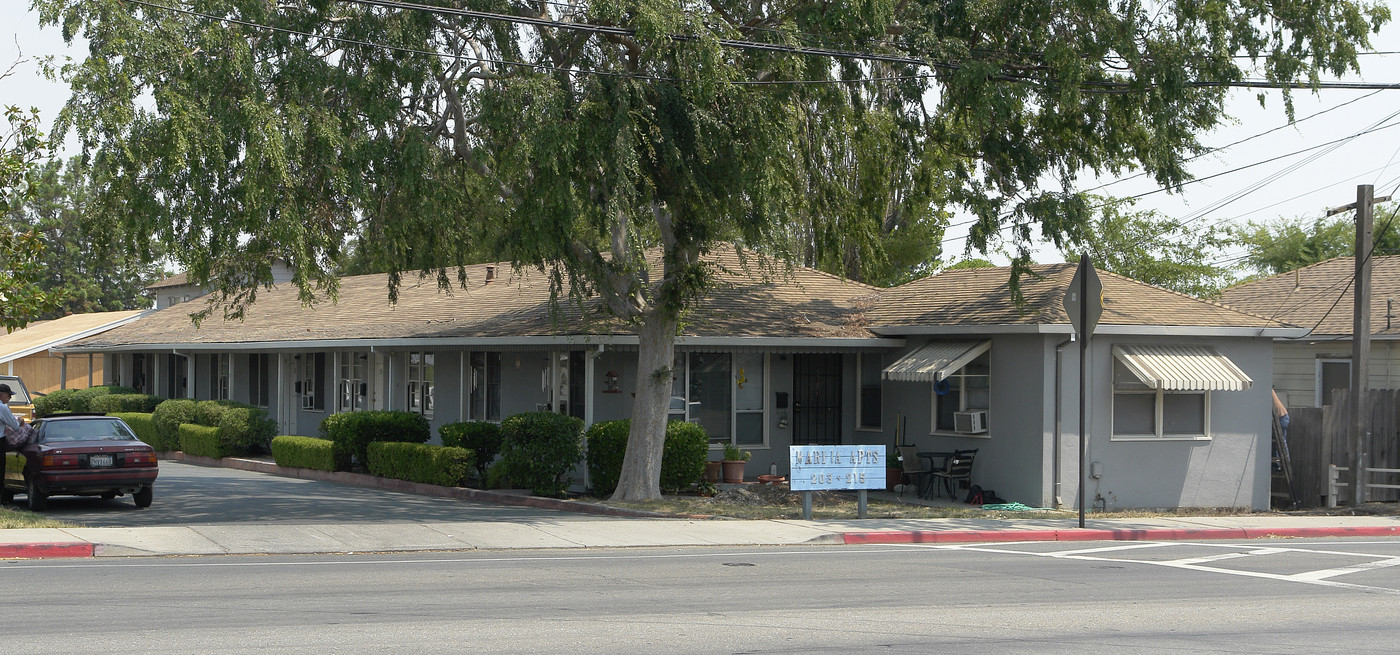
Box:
[1328, 185, 1391, 506]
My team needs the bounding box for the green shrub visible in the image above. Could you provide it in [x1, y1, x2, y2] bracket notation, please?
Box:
[498, 411, 583, 497]
[214, 405, 277, 454]
[33, 388, 77, 417]
[483, 460, 515, 490]
[152, 399, 200, 449]
[319, 410, 432, 471]
[69, 385, 138, 413]
[271, 436, 336, 471]
[110, 412, 163, 450]
[178, 424, 231, 459]
[661, 421, 709, 493]
[585, 419, 631, 497]
[440, 421, 503, 482]
[366, 441, 474, 487]
[90, 394, 164, 414]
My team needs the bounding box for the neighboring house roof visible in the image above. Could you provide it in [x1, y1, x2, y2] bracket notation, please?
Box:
[0, 311, 149, 363]
[1219, 256, 1400, 339]
[146, 272, 192, 290]
[868, 263, 1299, 336]
[62, 248, 892, 352]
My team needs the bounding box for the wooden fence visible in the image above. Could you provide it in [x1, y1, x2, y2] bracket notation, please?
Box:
[1282, 388, 1400, 507]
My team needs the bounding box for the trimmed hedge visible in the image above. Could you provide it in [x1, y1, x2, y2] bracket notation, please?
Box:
[215, 405, 277, 454]
[367, 441, 474, 487]
[320, 410, 432, 472]
[69, 385, 138, 413]
[586, 420, 710, 496]
[33, 388, 77, 417]
[152, 399, 200, 449]
[178, 423, 231, 459]
[498, 411, 583, 497]
[90, 394, 165, 414]
[439, 421, 502, 482]
[110, 412, 163, 450]
[271, 435, 336, 471]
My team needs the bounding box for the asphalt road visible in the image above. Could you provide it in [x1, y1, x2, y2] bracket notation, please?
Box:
[19, 460, 604, 526]
[6, 539, 1400, 654]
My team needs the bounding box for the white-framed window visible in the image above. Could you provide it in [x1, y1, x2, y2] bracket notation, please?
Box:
[931, 351, 990, 436]
[1316, 358, 1351, 407]
[670, 352, 768, 449]
[247, 353, 270, 408]
[211, 353, 230, 401]
[1111, 358, 1209, 440]
[301, 352, 326, 411]
[336, 352, 367, 413]
[857, 352, 883, 430]
[466, 351, 501, 421]
[407, 351, 435, 419]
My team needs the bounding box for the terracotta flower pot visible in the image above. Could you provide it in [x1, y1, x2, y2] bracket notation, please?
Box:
[703, 461, 722, 483]
[721, 460, 747, 483]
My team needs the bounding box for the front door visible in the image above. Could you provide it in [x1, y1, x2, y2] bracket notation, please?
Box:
[792, 354, 842, 445]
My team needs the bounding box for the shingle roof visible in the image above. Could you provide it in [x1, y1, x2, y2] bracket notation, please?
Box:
[0, 311, 148, 361]
[71, 248, 884, 349]
[146, 272, 192, 290]
[1219, 256, 1400, 337]
[868, 263, 1286, 329]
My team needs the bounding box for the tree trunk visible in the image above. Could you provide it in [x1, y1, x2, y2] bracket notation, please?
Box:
[610, 311, 677, 501]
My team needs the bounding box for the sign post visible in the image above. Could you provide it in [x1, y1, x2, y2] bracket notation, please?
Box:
[789, 445, 886, 519]
[1064, 254, 1102, 529]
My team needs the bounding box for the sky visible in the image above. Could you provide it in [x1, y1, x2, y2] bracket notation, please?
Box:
[3, 2, 1399, 271]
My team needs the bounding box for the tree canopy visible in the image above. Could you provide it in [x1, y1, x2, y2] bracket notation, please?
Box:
[1062, 198, 1233, 298]
[1, 57, 57, 332]
[36, 0, 1389, 498]
[1228, 206, 1400, 280]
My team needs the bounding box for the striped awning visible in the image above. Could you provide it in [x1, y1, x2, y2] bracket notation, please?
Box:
[882, 340, 991, 383]
[1112, 344, 1253, 391]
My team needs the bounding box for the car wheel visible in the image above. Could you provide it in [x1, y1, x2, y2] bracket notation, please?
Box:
[1, 488, 12, 506]
[27, 480, 48, 511]
[133, 485, 153, 508]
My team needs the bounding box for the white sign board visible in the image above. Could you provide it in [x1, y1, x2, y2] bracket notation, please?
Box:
[790, 445, 886, 491]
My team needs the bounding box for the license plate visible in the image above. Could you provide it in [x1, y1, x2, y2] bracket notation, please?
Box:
[88, 454, 114, 468]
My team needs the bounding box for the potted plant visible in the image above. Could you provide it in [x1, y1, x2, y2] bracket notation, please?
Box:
[721, 444, 750, 483]
[703, 460, 722, 483]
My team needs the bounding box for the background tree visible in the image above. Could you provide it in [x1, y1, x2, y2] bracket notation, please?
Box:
[7, 157, 168, 317]
[1228, 206, 1400, 280]
[1062, 199, 1233, 298]
[37, 0, 1387, 499]
[1, 56, 58, 331]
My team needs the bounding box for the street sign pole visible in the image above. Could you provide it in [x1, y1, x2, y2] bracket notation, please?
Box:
[1064, 254, 1101, 529]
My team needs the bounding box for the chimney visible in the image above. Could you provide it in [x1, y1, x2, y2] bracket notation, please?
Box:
[485, 265, 496, 283]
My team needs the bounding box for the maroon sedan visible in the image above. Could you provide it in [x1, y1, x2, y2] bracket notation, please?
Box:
[2, 414, 158, 510]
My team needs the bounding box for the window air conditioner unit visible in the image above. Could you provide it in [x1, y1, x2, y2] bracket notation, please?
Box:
[954, 410, 988, 434]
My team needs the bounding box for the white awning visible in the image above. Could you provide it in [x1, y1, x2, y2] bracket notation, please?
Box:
[882, 340, 991, 382]
[1112, 344, 1253, 391]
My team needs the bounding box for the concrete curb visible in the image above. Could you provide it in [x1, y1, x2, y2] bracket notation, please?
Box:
[0, 542, 95, 559]
[840, 525, 1400, 545]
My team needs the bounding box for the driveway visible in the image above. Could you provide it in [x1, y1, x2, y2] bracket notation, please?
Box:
[20, 461, 607, 527]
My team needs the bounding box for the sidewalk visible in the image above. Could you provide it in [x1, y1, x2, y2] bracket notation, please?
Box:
[5, 454, 1400, 559]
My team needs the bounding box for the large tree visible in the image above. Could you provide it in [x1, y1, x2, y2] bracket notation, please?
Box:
[1228, 207, 1400, 280]
[1, 57, 57, 332]
[1063, 198, 1233, 298]
[37, 0, 1387, 500]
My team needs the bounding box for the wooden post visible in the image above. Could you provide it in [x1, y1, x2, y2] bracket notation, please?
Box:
[1352, 185, 1373, 506]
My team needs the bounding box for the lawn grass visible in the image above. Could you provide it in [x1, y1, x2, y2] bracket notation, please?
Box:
[0, 506, 77, 529]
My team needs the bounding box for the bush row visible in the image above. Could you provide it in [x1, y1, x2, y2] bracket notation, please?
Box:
[586, 419, 708, 496]
[178, 424, 230, 459]
[367, 441, 475, 487]
[320, 410, 431, 471]
[498, 412, 584, 498]
[270, 435, 337, 471]
[34, 385, 153, 416]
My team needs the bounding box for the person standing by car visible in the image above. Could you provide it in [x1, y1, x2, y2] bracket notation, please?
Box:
[0, 384, 19, 487]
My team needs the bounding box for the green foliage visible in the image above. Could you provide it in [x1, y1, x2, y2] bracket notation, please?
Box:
[215, 405, 278, 454]
[178, 423, 230, 459]
[270, 435, 336, 472]
[723, 444, 751, 462]
[1228, 208, 1400, 279]
[366, 441, 474, 487]
[109, 412, 161, 449]
[482, 460, 515, 490]
[151, 399, 200, 450]
[660, 422, 709, 493]
[89, 393, 164, 414]
[498, 412, 584, 498]
[0, 98, 56, 330]
[319, 410, 432, 472]
[439, 421, 502, 482]
[1062, 198, 1233, 298]
[32, 388, 77, 417]
[68, 385, 138, 413]
[585, 419, 632, 497]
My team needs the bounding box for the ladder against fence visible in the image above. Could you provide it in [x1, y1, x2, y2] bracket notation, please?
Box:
[1325, 464, 1400, 508]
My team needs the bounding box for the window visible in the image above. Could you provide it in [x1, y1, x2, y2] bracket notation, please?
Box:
[733, 352, 765, 445]
[669, 352, 767, 448]
[932, 351, 989, 434]
[165, 354, 189, 399]
[337, 352, 367, 413]
[407, 351, 435, 419]
[1111, 358, 1209, 439]
[466, 351, 501, 421]
[131, 353, 154, 395]
[857, 353, 882, 430]
[1317, 358, 1351, 407]
[301, 352, 326, 411]
[206, 354, 230, 400]
[247, 353, 270, 408]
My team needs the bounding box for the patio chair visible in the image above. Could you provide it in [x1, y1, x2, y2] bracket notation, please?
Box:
[932, 448, 978, 499]
[897, 445, 932, 499]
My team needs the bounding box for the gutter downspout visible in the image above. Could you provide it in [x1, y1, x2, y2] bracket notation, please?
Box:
[1053, 335, 1075, 508]
[47, 351, 68, 390]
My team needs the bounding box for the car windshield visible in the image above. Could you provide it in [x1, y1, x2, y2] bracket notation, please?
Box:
[40, 419, 139, 442]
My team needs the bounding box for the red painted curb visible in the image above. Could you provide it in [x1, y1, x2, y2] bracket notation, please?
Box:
[0, 542, 95, 559]
[840, 525, 1400, 545]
